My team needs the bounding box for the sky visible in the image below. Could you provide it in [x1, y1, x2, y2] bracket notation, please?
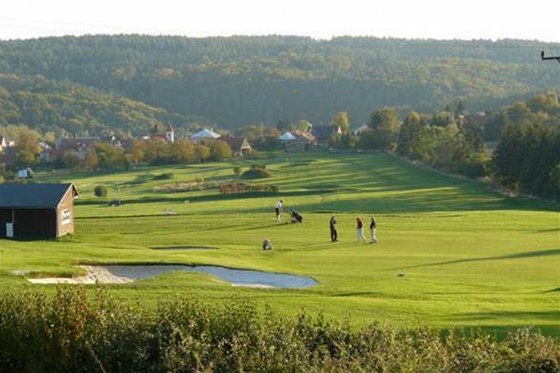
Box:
[1, 0, 559, 43]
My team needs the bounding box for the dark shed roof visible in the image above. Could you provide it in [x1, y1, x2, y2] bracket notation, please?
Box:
[0, 183, 78, 209]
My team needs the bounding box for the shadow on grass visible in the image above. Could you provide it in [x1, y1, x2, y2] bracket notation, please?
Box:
[439, 324, 560, 339]
[75, 189, 335, 207]
[395, 248, 560, 270]
[449, 310, 560, 322]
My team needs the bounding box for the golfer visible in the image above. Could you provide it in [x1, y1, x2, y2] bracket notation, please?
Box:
[329, 215, 338, 242]
[275, 199, 284, 221]
[369, 216, 378, 243]
[356, 217, 366, 242]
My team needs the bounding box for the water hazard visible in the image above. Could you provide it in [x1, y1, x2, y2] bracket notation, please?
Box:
[104, 264, 318, 288]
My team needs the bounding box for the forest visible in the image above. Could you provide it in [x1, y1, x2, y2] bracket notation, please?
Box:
[0, 35, 559, 130]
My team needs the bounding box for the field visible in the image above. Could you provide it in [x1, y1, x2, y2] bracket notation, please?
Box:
[1, 151, 558, 337]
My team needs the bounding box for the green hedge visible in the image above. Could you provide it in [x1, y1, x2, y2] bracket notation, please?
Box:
[0, 287, 558, 372]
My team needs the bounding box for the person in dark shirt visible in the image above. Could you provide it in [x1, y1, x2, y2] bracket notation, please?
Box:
[329, 215, 338, 242]
[369, 216, 378, 243]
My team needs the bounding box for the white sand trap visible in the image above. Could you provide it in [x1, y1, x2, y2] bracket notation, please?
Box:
[28, 265, 133, 284]
[27, 264, 317, 288]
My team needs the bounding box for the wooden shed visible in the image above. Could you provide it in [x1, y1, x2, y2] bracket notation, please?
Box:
[0, 183, 79, 239]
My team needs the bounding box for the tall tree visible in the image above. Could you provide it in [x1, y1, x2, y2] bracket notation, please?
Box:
[331, 111, 350, 133]
[14, 127, 41, 167]
[368, 108, 400, 150]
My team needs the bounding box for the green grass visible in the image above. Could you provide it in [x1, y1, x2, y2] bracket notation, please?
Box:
[1, 152, 558, 336]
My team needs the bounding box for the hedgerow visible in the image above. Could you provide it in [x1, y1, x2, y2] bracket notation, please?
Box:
[0, 287, 557, 372]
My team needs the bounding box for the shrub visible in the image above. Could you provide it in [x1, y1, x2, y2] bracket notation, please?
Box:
[241, 164, 271, 179]
[93, 185, 107, 198]
[153, 172, 174, 180]
[0, 289, 557, 372]
[153, 179, 218, 193]
[219, 182, 279, 194]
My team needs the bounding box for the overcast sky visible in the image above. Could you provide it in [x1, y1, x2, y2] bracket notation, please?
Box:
[1, 0, 559, 42]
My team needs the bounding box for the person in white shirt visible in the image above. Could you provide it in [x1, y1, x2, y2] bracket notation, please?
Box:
[275, 200, 283, 221]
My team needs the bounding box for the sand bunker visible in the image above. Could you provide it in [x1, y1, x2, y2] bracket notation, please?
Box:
[27, 264, 317, 288]
[28, 265, 133, 284]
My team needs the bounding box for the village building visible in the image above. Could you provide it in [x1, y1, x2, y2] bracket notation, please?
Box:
[0, 183, 79, 239]
[221, 136, 252, 156]
[353, 124, 370, 135]
[311, 125, 342, 146]
[55, 137, 100, 160]
[0, 136, 16, 167]
[191, 128, 221, 141]
[0, 135, 6, 154]
[145, 123, 175, 143]
[279, 130, 317, 151]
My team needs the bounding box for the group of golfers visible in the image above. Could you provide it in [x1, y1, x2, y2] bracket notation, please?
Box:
[329, 214, 378, 244]
[273, 199, 379, 244]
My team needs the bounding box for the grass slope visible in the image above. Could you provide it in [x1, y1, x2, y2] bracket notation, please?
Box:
[0, 152, 558, 336]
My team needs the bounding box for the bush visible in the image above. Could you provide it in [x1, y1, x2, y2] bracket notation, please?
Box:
[0, 289, 558, 372]
[241, 164, 271, 179]
[93, 185, 107, 198]
[219, 182, 279, 194]
[153, 172, 174, 180]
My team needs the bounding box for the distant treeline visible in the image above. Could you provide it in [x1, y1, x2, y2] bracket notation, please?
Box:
[367, 92, 560, 199]
[0, 287, 557, 372]
[0, 73, 201, 137]
[0, 35, 558, 129]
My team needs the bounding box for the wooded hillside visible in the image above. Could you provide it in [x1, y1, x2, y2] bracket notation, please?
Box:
[1, 35, 558, 129]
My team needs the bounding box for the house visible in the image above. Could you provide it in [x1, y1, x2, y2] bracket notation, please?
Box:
[0, 183, 79, 239]
[0, 135, 15, 155]
[191, 128, 221, 141]
[146, 124, 175, 143]
[353, 124, 370, 135]
[17, 168, 34, 179]
[279, 130, 317, 151]
[55, 137, 100, 160]
[311, 126, 342, 146]
[221, 136, 252, 156]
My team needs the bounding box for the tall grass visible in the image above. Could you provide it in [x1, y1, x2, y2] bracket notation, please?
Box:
[0, 287, 557, 372]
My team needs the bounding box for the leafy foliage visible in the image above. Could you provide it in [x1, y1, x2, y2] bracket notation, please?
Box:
[93, 185, 108, 198]
[0, 73, 198, 137]
[0, 287, 557, 372]
[0, 35, 558, 129]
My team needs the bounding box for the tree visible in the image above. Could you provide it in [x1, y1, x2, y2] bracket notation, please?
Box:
[367, 108, 400, 150]
[170, 139, 196, 163]
[210, 140, 232, 161]
[295, 120, 313, 132]
[455, 101, 466, 116]
[94, 185, 108, 198]
[331, 111, 350, 133]
[129, 139, 146, 164]
[276, 120, 292, 132]
[195, 143, 210, 162]
[83, 148, 98, 170]
[397, 111, 424, 156]
[14, 127, 41, 167]
[143, 138, 169, 165]
[95, 142, 127, 169]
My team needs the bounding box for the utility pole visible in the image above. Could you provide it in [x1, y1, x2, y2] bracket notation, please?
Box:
[541, 50, 560, 64]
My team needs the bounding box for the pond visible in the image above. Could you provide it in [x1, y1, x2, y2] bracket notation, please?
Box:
[104, 264, 318, 289]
